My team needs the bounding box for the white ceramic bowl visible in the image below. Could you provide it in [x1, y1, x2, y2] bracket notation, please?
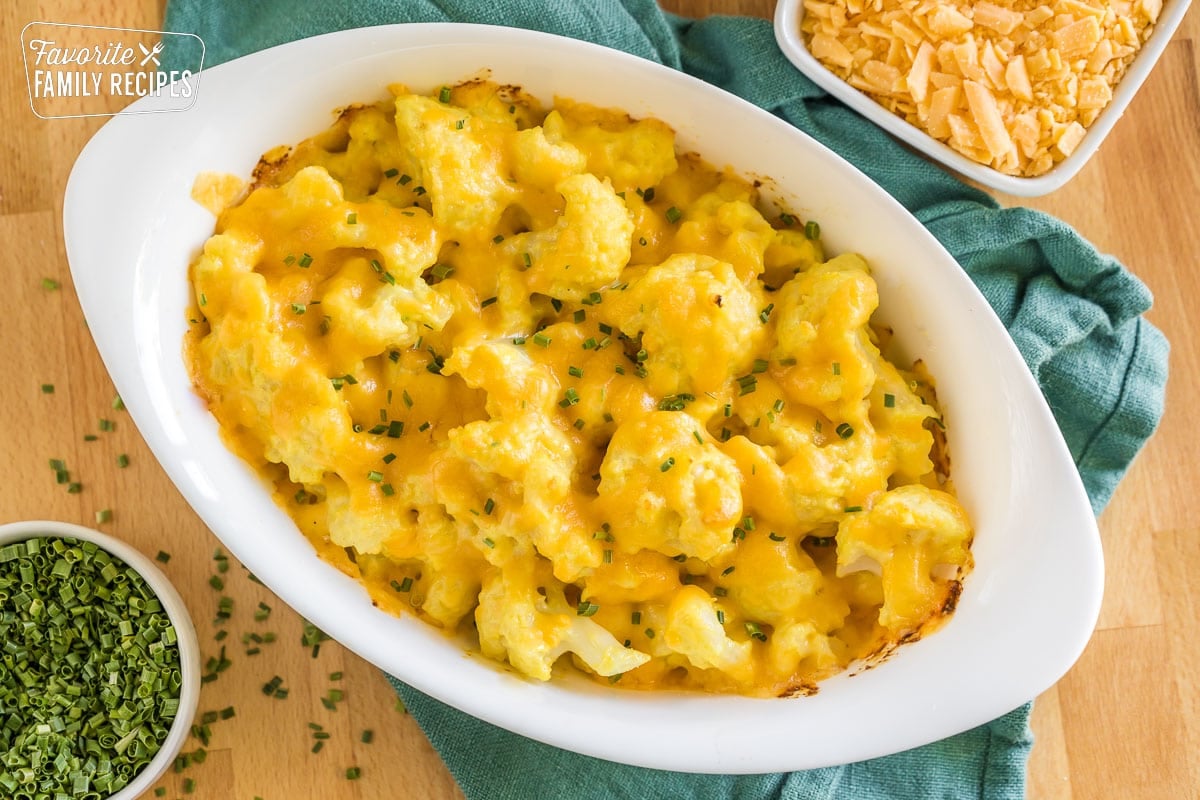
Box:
[774, 0, 1193, 196]
[0, 520, 201, 799]
[62, 23, 1101, 773]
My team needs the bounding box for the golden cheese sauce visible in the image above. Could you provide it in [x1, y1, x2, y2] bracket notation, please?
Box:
[186, 80, 973, 696]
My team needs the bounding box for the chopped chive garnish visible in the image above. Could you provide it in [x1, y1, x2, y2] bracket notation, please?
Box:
[693, 430, 704, 444]
[751, 359, 769, 374]
[717, 609, 726, 623]
[346, 212, 357, 225]
[381, 483, 395, 496]
[112, 395, 125, 411]
[844, 505, 863, 512]
[492, 234, 504, 244]
[884, 393, 896, 408]
[581, 291, 603, 306]
[484, 498, 495, 515]
[744, 622, 768, 641]
[384, 168, 399, 178]
[659, 457, 675, 472]
[573, 309, 586, 324]
[532, 332, 552, 347]
[657, 393, 695, 411]
[40, 383, 54, 394]
[576, 601, 600, 617]
[665, 206, 682, 223]
[367, 470, 384, 483]
[714, 586, 728, 597]
[644, 628, 656, 639]
[481, 296, 498, 308]
[482, 537, 495, 548]
[832, 362, 841, 375]
[361, 729, 374, 744]
[156, 550, 171, 563]
[780, 212, 797, 226]
[399, 174, 413, 185]
[94, 509, 112, 524]
[99, 418, 115, 432]
[382, 453, 397, 464]
[387, 420, 404, 438]
[116, 453, 130, 468]
[836, 422, 855, 439]
[559, 388, 580, 407]
[431, 263, 455, 280]
[399, 577, 413, 592]
[42, 277, 60, 290]
[568, 365, 584, 378]
[805, 220, 821, 239]
[759, 304, 774, 324]
[290, 302, 306, 315]
[737, 375, 757, 395]
[298, 253, 313, 268]
[439, 86, 451, 102]
[346, 767, 362, 780]
[631, 610, 642, 625]
[769, 532, 786, 541]
[522, 252, 532, 269]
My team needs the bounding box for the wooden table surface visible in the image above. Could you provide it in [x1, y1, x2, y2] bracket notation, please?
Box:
[2, 1, 1196, 798]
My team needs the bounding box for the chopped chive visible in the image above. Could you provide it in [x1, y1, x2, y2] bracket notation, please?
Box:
[42, 277, 60, 290]
[384, 168, 399, 178]
[361, 729, 374, 744]
[398, 174, 413, 185]
[298, 253, 313, 268]
[492, 234, 504, 244]
[481, 296, 498, 308]
[744, 622, 768, 641]
[568, 365, 584, 378]
[780, 212, 797, 226]
[576, 601, 600, 617]
[40, 383, 54, 394]
[659, 457, 675, 472]
[884, 393, 896, 408]
[835, 422, 854, 439]
[717, 609, 726, 623]
[631, 610, 642, 625]
[657, 393, 695, 411]
[99, 418, 115, 432]
[381, 483, 395, 496]
[367, 470, 384, 483]
[116, 453, 130, 468]
[346, 767, 362, 780]
[482, 537, 495, 548]
[559, 388, 580, 407]
[805, 220, 821, 239]
[693, 430, 704, 444]
[844, 505, 863, 512]
[484, 498, 495, 515]
[665, 206, 682, 223]
[66, 481, 82, 494]
[94, 509, 112, 524]
[532, 332, 552, 347]
[112, 395, 125, 411]
[581, 291, 603, 306]
[439, 86, 451, 102]
[573, 309, 586, 323]
[759, 304, 774, 324]
[768, 532, 786, 541]
[290, 303, 306, 315]
[431, 263, 455, 280]
[832, 362, 841, 376]
[522, 252, 532, 269]
[751, 359, 769, 374]
[156, 550, 171, 563]
[346, 212, 357, 225]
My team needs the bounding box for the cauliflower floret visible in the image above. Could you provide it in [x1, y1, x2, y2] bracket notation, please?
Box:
[663, 586, 754, 682]
[446, 414, 600, 580]
[598, 411, 742, 562]
[670, 193, 777, 282]
[765, 621, 840, 681]
[722, 532, 845, 630]
[393, 93, 520, 236]
[603, 254, 764, 396]
[443, 338, 560, 417]
[510, 125, 588, 190]
[321, 256, 454, 367]
[544, 104, 678, 192]
[837, 485, 973, 632]
[475, 558, 649, 680]
[773, 254, 879, 418]
[505, 172, 633, 302]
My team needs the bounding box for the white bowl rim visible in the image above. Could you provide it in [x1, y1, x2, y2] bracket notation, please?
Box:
[61, 22, 1103, 774]
[0, 520, 201, 800]
[773, 0, 1195, 197]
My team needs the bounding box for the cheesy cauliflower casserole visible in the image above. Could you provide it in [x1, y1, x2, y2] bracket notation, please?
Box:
[185, 80, 973, 696]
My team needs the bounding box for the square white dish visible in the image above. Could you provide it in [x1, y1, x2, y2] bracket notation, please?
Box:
[63, 23, 1102, 773]
[774, 0, 1194, 196]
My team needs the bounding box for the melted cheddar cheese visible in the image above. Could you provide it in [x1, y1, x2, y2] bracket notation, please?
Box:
[186, 80, 973, 696]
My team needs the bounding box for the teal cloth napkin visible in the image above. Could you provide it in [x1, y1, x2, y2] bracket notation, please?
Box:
[163, 2, 1169, 797]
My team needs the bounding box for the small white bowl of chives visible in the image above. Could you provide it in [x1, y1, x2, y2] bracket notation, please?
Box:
[0, 520, 200, 800]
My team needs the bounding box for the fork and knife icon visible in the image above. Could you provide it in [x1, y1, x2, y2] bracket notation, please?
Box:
[138, 41, 163, 67]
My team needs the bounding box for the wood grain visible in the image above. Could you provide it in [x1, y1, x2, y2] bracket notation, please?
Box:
[1, 2, 1197, 798]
